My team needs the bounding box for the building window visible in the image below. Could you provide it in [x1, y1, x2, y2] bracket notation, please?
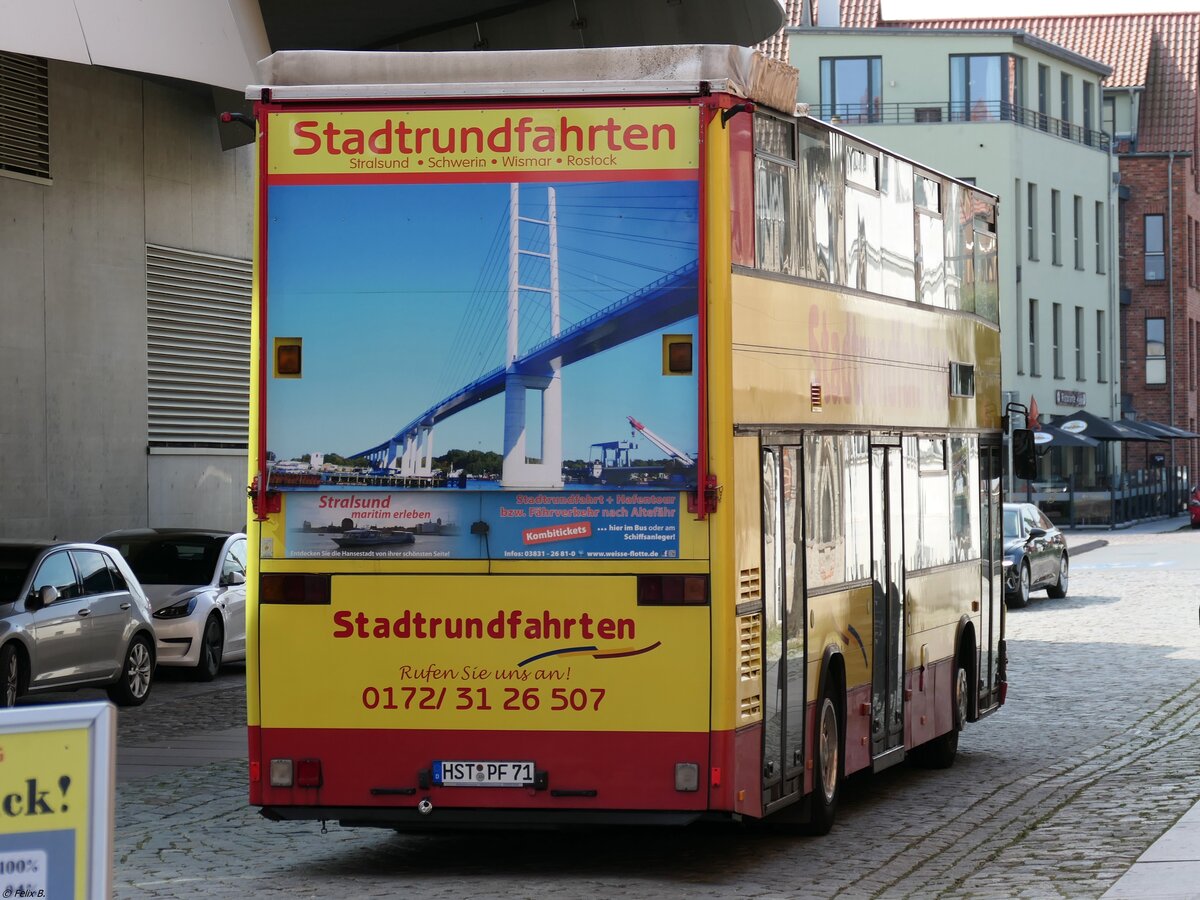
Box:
[1095, 201, 1106, 274]
[1029, 298, 1040, 376]
[1082, 82, 1094, 145]
[1051, 189, 1061, 265]
[1145, 214, 1166, 281]
[820, 57, 882, 123]
[1103, 96, 1116, 136]
[0, 52, 50, 182]
[1073, 195, 1083, 269]
[1191, 318, 1197, 390]
[1052, 302, 1063, 377]
[950, 54, 1020, 121]
[1190, 217, 1196, 287]
[1195, 219, 1200, 286]
[1060, 72, 1073, 138]
[1096, 309, 1106, 382]
[1075, 306, 1085, 379]
[1146, 317, 1166, 384]
[1027, 182, 1038, 261]
[1038, 64, 1050, 131]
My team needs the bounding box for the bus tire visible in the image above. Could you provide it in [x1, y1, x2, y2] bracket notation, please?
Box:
[805, 678, 843, 835]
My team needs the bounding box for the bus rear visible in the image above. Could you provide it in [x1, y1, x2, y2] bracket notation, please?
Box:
[244, 47, 754, 826]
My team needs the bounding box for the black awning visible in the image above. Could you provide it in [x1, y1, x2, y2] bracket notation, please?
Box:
[1036, 423, 1100, 448]
[1141, 419, 1200, 439]
[1054, 410, 1156, 441]
[1119, 419, 1175, 440]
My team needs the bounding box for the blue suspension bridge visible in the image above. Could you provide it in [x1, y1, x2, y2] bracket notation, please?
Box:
[349, 182, 698, 489]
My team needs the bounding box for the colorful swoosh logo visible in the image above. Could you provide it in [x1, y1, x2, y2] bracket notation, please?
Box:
[517, 641, 662, 667]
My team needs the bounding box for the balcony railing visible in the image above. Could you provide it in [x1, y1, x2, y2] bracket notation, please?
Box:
[817, 101, 1110, 151]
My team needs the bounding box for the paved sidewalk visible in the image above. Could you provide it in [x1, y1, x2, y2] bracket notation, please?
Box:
[1062, 512, 1200, 899]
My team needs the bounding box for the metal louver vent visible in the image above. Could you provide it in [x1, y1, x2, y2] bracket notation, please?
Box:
[737, 613, 763, 722]
[0, 52, 50, 181]
[147, 245, 251, 447]
[738, 566, 762, 603]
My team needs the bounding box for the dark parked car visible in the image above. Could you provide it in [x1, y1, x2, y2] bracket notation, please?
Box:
[1003, 503, 1069, 608]
[0, 540, 156, 707]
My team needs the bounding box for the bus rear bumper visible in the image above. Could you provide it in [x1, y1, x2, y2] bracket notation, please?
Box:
[259, 804, 706, 829]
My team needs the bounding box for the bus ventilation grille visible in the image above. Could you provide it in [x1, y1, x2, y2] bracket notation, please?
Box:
[737, 613, 763, 722]
[738, 567, 761, 603]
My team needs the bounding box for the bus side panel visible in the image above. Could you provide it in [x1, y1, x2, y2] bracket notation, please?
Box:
[707, 725, 763, 815]
[256, 727, 709, 811]
[905, 657, 954, 750]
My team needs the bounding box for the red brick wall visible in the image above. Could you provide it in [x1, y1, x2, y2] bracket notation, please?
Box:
[1119, 153, 1200, 477]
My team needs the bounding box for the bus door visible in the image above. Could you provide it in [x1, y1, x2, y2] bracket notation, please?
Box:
[977, 443, 1004, 711]
[870, 438, 905, 768]
[760, 445, 807, 808]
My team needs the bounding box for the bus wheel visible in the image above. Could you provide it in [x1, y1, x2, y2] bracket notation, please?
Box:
[806, 681, 842, 835]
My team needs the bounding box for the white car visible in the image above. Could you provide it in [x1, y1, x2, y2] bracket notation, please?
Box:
[96, 529, 247, 680]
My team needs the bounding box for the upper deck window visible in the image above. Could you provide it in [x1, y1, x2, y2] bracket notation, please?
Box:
[819, 57, 882, 124]
[949, 54, 1020, 122]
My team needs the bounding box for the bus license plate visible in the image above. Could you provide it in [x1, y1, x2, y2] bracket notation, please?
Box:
[433, 760, 535, 787]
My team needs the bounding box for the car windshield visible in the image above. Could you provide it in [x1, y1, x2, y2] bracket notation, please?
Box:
[1002, 509, 1021, 538]
[105, 537, 220, 586]
[0, 546, 41, 604]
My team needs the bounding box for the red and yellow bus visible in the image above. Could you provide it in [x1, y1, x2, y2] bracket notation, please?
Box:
[246, 45, 1013, 832]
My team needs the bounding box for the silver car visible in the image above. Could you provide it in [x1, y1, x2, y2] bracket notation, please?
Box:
[0, 540, 156, 707]
[96, 529, 247, 681]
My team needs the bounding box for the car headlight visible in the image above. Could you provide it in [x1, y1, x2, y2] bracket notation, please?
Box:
[1002, 558, 1013, 569]
[154, 597, 198, 619]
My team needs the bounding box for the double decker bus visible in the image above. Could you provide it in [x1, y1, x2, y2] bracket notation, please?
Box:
[245, 44, 1021, 832]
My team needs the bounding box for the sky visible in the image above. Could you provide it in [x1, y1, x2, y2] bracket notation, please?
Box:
[882, 0, 1200, 17]
[265, 179, 700, 464]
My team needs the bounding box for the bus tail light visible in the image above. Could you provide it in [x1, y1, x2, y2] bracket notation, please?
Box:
[296, 759, 323, 788]
[260, 573, 331, 604]
[637, 574, 709, 606]
[268, 758, 323, 788]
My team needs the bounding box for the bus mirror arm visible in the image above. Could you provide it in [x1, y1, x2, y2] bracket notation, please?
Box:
[720, 102, 755, 128]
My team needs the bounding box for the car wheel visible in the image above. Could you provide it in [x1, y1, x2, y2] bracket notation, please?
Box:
[0, 644, 21, 708]
[196, 615, 224, 682]
[1008, 562, 1031, 608]
[1046, 554, 1069, 599]
[107, 635, 154, 707]
[805, 677, 843, 835]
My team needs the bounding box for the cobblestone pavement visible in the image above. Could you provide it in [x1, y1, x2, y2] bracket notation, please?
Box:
[111, 527, 1200, 899]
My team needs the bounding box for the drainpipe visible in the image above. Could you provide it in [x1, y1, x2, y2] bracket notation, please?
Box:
[1108, 136, 1121, 494]
[1168, 152, 1177, 497]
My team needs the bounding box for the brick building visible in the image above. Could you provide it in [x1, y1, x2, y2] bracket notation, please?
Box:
[765, 1, 1200, 496]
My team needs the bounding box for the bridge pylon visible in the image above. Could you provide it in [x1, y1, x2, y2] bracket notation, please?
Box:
[502, 183, 564, 489]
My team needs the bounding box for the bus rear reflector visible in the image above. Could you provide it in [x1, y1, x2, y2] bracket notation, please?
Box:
[637, 574, 709, 606]
[260, 573, 331, 604]
[269, 759, 293, 787]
